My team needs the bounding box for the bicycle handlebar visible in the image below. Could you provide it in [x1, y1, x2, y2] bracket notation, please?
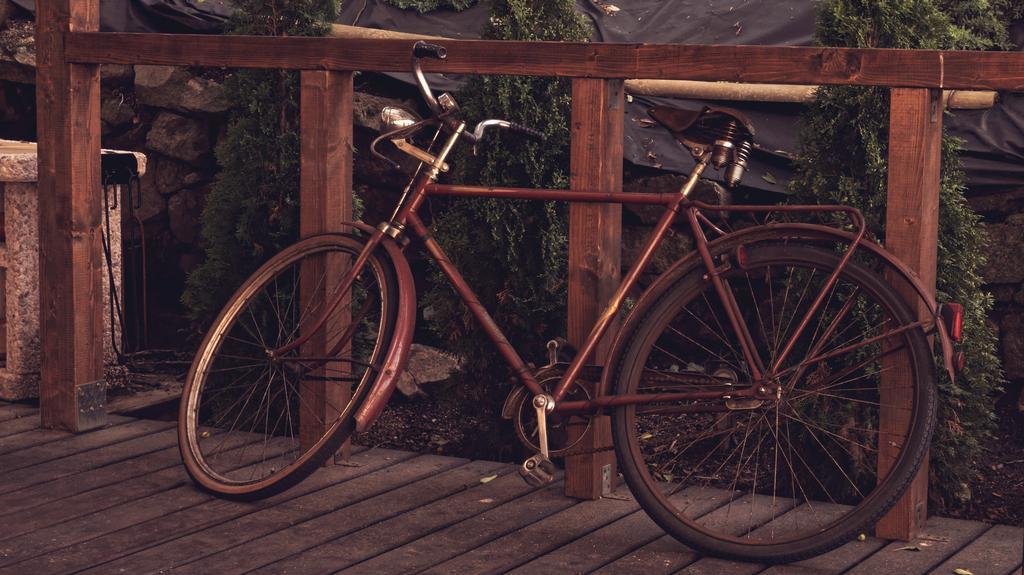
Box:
[468, 119, 546, 144]
[409, 41, 544, 146]
[413, 41, 448, 60]
[412, 40, 444, 115]
[506, 121, 546, 141]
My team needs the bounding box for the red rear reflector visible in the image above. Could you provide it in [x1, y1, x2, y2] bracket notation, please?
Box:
[941, 303, 964, 343]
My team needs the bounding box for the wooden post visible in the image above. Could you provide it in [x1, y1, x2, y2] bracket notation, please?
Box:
[298, 70, 354, 462]
[564, 78, 623, 499]
[36, 1, 106, 431]
[876, 87, 942, 540]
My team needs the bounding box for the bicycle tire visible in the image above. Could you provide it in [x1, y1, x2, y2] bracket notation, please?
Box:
[179, 233, 399, 500]
[611, 242, 937, 563]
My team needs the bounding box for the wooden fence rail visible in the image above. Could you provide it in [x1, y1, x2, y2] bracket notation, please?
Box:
[65, 32, 1024, 90]
[38, 4, 1024, 542]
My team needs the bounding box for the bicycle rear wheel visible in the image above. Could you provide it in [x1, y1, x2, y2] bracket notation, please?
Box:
[179, 233, 399, 500]
[611, 243, 937, 563]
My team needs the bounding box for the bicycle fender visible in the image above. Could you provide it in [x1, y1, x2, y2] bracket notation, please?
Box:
[598, 223, 956, 399]
[345, 221, 418, 433]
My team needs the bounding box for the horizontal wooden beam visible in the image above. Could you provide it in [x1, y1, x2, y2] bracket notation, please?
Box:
[329, 24, 999, 108]
[65, 32, 1024, 90]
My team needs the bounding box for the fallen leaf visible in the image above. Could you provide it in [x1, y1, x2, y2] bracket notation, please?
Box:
[480, 474, 498, 484]
[633, 117, 657, 128]
[479, 498, 495, 504]
[857, 533, 866, 541]
[762, 172, 778, 184]
[953, 569, 974, 575]
[592, 0, 620, 15]
[639, 432, 654, 441]
[626, 94, 633, 103]
[895, 545, 921, 552]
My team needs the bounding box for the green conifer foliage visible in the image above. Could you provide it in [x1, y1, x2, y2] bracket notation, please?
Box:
[385, 0, 476, 11]
[792, 0, 1006, 507]
[182, 1, 339, 324]
[421, 0, 589, 384]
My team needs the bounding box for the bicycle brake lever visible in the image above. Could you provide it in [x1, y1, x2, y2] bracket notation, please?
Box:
[369, 133, 404, 170]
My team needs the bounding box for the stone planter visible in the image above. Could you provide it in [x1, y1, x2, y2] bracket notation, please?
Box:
[0, 140, 146, 400]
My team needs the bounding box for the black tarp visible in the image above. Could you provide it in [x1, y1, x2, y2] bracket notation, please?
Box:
[11, 0, 233, 33]
[15, 0, 1024, 192]
[338, 0, 1024, 194]
[335, 0, 814, 193]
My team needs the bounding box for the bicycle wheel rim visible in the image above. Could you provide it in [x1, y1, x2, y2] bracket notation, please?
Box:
[613, 244, 935, 557]
[181, 236, 396, 494]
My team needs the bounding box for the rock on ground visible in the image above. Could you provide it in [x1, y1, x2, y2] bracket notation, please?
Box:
[395, 344, 462, 397]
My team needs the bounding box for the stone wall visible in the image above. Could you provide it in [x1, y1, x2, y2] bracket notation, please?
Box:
[969, 191, 1024, 405]
[97, 64, 226, 344]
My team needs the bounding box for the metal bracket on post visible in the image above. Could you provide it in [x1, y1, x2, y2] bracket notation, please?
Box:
[75, 379, 107, 432]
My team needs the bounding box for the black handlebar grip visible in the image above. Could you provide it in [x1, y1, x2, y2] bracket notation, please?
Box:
[508, 122, 546, 141]
[413, 41, 448, 60]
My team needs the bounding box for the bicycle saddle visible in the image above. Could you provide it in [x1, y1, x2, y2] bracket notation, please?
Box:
[648, 105, 755, 147]
[648, 105, 755, 187]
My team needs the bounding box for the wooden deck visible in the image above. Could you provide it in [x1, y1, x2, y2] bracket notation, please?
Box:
[0, 401, 1020, 575]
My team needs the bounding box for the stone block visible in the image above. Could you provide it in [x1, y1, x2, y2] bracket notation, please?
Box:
[981, 221, 1024, 284]
[0, 140, 146, 400]
[135, 65, 229, 114]
[145, 112, 210, 165]
[1000, 312, 1024, 380]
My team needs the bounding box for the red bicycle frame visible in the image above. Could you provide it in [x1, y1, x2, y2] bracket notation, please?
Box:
[271, 121, 952, 425]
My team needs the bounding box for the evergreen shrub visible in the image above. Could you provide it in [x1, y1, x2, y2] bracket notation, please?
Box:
[385, 0, 476, 12]
[421, 0, 589, 392]
[182, 1, 339, 325]
[792, 0, 1007, 507]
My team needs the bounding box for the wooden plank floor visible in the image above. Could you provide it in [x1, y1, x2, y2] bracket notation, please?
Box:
[0, 402, 1020, 575]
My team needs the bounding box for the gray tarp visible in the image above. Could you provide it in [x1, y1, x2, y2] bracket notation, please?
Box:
[15, 0, 1023, 192]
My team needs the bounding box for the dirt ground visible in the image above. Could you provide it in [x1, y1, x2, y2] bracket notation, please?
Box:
[943, 388, 1024, 526]
[356, 389, 530, 464]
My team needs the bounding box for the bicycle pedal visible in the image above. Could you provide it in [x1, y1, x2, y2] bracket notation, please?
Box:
[519, 454, 556, 487]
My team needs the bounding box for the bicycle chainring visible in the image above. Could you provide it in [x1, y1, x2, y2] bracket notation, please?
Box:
[503, 364, 600, 457]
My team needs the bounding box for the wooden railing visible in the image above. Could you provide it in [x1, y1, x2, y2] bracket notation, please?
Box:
[37, 3, 1024, 541]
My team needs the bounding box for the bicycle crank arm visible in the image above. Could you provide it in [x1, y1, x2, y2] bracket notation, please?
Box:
[519, 394, 557, 486]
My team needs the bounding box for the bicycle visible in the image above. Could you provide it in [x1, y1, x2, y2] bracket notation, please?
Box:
[178, 41, 964, 563]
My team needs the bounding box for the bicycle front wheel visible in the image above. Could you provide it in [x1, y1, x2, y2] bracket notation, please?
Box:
[179, 233, 399, 500]
[611, 243, 936, 563]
